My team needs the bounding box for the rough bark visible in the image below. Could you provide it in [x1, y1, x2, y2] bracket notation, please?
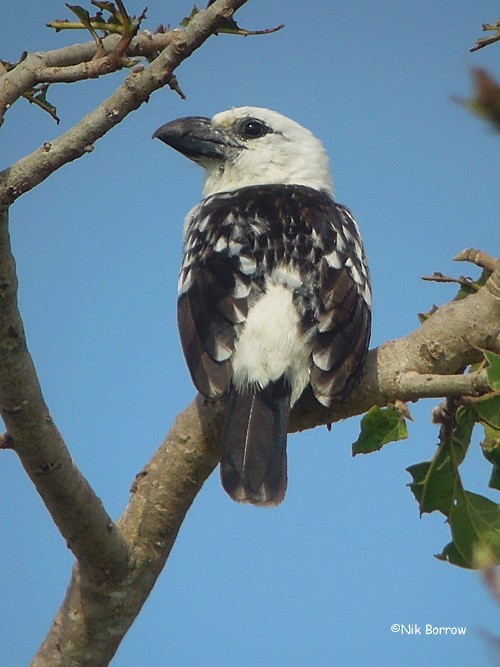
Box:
[0, 207, 130, 582]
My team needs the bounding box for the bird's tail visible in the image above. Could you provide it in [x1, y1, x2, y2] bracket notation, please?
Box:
[220, 378, 291, 506]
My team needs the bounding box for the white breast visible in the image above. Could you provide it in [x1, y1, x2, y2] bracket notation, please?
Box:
[231, 276, 311, 406]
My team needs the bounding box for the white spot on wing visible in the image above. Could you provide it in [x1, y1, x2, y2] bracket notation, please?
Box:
[178, 269, 193, 294]
[351, 266, 364, 286]
[213, 339, 232, 362]
[228, 241, 243, 256]
[345, 257, 363, 285]
[312, 348, 331, 371]
[325, 250, 343, 269]
[214, 237, 227, 253]
[336, 234, 346, 253]
[198, 214, 211, 233]
[233, 276, 250, 298]
[238, 255, 257, 275]
[362, 284, 372, 307]
[270, 264, 302, 288]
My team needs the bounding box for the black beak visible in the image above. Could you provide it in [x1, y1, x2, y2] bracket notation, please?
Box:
[152, 116, 242, 162]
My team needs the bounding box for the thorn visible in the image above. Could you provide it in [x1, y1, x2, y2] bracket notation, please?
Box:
[168, 75, 186, 100]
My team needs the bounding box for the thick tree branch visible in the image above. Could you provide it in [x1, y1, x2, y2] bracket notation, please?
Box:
[0, 205, 130, 581]
[32, 396, 223, 667]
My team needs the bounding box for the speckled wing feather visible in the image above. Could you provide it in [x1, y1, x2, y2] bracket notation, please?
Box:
[303, 203, 372, 406]
[177, 199, 257, 398]
[177, 185, 371, 406]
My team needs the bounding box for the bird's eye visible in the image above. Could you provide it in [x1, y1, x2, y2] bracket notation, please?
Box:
[239, 118, 271, 139]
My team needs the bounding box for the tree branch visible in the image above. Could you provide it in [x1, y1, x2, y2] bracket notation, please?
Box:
[0, 205, 130, 581]
[393, 369, 491, 401]
[0, 31, 177, 120]
[32, 396, 222, 667]
[454, 247, 497, 272]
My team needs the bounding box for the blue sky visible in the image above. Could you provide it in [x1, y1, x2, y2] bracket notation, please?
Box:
[1, 1, 499, 665]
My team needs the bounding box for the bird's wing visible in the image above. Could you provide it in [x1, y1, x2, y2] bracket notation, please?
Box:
[177, 203, 257, 398]
[307, 202, 372, 406]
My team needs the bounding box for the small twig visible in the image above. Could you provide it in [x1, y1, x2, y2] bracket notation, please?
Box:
[114, 0, 130, 19]
[168, 74, 186, 100]
[47, 19, 123, 33]
[471, 19, 500, 52]
[454, 248, 497, 273]
[470, 34, 500, 52]
[397, 369, 491, 402]
[65, 5, 108, 58]
[422, 272, 477, 289]
[221, 22, 284, 36]
[112, 7, 147, 58]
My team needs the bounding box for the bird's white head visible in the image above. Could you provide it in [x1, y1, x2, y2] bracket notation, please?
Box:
[153, 106, 333, 196]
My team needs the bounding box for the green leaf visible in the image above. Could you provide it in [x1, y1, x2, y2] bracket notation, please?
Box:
[406, 461, 429, 505]
[484, 350, 500, 391]
[474, 395, 500, 430]
[66, 4, 93, 30]
[352, 404, 408, 455]
[474, 393, 500, 491]
[488, 465, 500, 492]
[405, 361, 500, 567]
[407, 458, 456, 516]
[481, 420, 500, 491]
[450, 406, 476, 463]
[407, 407, 474, 516]
[448, 489, 500, 568]
[435, 541, 472, 569]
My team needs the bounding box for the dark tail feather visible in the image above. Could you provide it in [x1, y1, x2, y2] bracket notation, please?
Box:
[220, 378, 291, 506]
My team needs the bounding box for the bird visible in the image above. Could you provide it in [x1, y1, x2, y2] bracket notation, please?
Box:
[153, 107, 371, 506]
